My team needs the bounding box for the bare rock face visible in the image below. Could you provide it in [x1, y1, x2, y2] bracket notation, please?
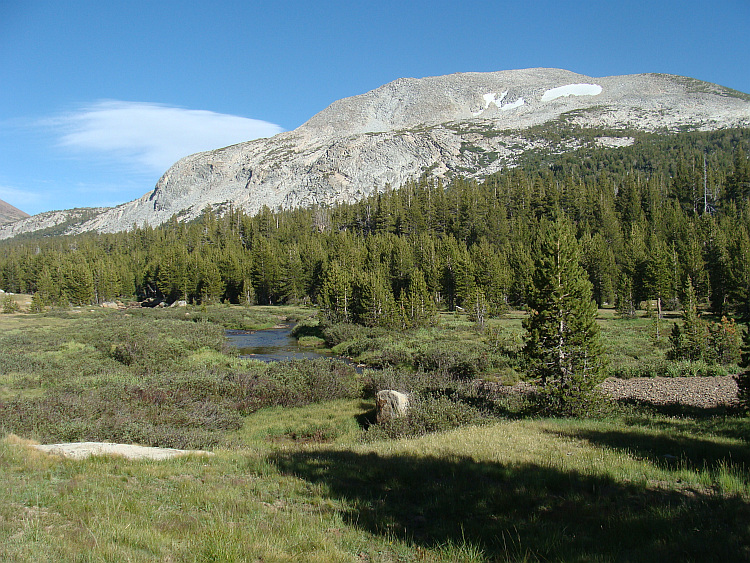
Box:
[2, 68, 749, 239]
[30, 442, 212, 460]
[0, 207, 106, 239]
[0, 199, 30, 225]
[376, 390, 410, 424]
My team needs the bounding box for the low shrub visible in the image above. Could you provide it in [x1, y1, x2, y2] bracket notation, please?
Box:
[290, 317, 325, 339]
[322, 322, 371, 348]
[0, 382, 243, 449]
[296, 336, 326, 347]
[362, 368, 528, 440]
[365, 392, 490, 441]
[230, 358, 363, 414]
[524, 386, 616, 418]
[414, 340, 489, 379]
[89, 316, 228, 371]
[1, 295, 20, 314]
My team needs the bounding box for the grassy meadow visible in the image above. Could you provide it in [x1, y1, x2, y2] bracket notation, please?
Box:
[0, 304, 749, 561]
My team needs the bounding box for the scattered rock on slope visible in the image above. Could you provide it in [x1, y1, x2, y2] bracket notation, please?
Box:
[2, 68, 748, 240]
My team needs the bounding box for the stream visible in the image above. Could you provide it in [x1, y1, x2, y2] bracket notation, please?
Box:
[225, 325, 336, 363]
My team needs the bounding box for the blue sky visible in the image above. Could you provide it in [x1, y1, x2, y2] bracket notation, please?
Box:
[1, 0, 748, 216]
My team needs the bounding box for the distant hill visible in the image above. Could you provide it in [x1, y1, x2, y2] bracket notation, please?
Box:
[0, 199, 30, 225]
[1, 68, 749, 240]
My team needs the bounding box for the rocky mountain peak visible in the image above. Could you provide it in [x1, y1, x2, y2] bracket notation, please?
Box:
[2, 68, 749, 240]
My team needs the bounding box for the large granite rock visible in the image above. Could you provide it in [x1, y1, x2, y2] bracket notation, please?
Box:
[376, 390, 410, 423]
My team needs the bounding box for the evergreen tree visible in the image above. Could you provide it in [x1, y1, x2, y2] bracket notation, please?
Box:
[467, 287, 489, 331]
[582, 232, 617, 307]
[706, 217, 730, 315]
[250, 238, 282, 305]
[35, 264, 58, 306]
[668, 277, 705, 361]
[642, 234, 675, 310]
[708, 316, 741, 365]
[196, 256, 225, 304]
[400, 268, 437, 328]
[522, 217, 604, 414]
[320, 260, 353, 323]
[60, 255, 95, 305]
[726, 144, 750, 202]
[737, 325, 750, 411]
[471, 237, 511, 315]
[726, 226, 750, 318]
[351, 268, 396, 327]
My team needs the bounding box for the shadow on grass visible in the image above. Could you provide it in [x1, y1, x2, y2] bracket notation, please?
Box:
[548, 420, 750, 474]
[355, 401, 378, 429]
[615, 397, 750, 443]
[272, 448, 750, 561]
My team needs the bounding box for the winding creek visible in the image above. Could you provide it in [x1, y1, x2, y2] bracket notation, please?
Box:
[225, 325, 335, 362]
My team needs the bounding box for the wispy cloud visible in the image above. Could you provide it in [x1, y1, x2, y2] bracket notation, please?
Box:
[0, 185, 43, 208]
[45, 101, 285, 173]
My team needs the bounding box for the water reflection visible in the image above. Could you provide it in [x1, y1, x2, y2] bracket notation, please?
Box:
[225, 325, 332, 362]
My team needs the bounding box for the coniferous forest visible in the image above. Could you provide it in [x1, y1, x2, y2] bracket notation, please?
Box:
[2, 128, 749, 323]
[3, 129, 750, 562]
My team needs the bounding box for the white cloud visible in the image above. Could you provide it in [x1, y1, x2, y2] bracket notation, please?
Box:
[0, 185, 42, 208]
[47, 101, 285, 173]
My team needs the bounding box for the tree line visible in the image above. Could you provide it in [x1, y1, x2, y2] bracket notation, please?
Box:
[0, 127, 749, 327]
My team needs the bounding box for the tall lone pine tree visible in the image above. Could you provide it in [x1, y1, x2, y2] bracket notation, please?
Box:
[523, 217, 604, 414]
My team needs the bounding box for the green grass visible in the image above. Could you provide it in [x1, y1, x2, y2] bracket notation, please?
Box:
[2, 413, 749, 561]
[319, 307, 723, 381]
[1, 305, 749, 560]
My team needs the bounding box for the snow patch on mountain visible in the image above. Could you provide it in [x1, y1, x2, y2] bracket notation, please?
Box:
[473, 91, 525, 115]
[541, 83, 603, 101]
[501, 97, 525, 111]
[2, 69, 749, 240]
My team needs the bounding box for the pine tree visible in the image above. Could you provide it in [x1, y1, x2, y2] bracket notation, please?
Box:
[250, 237, 282, 305]
[471, 238, 511, 315]
[320, 260, 353, 323]
[197, 256, 225, 304]
[737, 325, 750, 411]
[669, 277, 708, 361]
[708, 316, 741, 365]
[401, 268, 437, 328]
[351, 268, 396, 327]
[615, 270, 637, 318]
[467, 287, 488, 331]
[522, 217, 604, 414]
[60, 255, 95, 305]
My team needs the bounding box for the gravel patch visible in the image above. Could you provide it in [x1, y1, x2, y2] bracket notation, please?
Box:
[598, 376, 739, 409]
[483, 375, 740, 410]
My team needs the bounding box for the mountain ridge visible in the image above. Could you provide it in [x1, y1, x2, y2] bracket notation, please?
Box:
[0, 199, 30, 226]
[2, 68, 749, 240]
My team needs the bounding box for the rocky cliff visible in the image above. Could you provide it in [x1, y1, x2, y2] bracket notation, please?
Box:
[3, 68, 749, 239]
[0, 199, 30, 226]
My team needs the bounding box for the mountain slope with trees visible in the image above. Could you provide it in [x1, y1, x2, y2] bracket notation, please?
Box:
[1, 69, 749, 240]
[1, 128, 749, 327]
